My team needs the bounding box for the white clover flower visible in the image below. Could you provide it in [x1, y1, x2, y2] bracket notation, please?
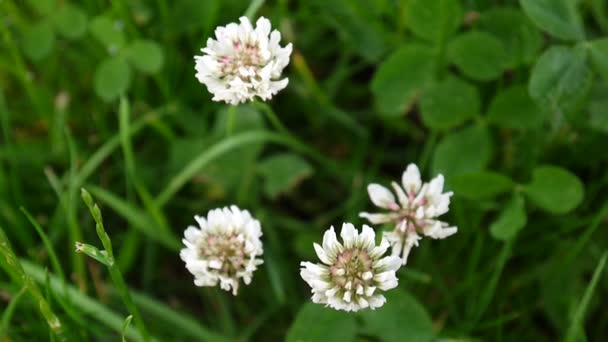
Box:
[300, 223, 401, 312]
[180, 205, 263, 295]
[194, 16, 293, 105]
[359, 163, 457, 265]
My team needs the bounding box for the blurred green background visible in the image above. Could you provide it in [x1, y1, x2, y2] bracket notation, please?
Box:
[1, 0, 608, 341]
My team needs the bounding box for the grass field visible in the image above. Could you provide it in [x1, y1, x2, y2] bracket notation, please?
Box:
[1, 0, 608, 341]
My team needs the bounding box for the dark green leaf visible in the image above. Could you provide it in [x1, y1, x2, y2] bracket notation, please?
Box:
[360, 290, 434, 342]
[286, 303, 356, 342]
[487, 85, 545, 130]
[371, 44, 435, 117]
[448, 31, 508, 81]
[94, 57, 131, 101]
[529, 46, 592, 117]
[406, 0, 462, 45]
[53, 4, 88, 40]
[588, 81, 608, 133]
[257, 153, 313, 199]
[21, 21, 55, 61]
[90, 15, 126, 52]
[476, 8, 543, 67]
[490, 194, 527, 241]
[432, 124, 493, 180]
[524, 165, 584, 214]
[451, 172, 514, 199]
[420, 75, 480, 130]
[126, 40, 164, 74]
[312, 0, 392, 61]
[520, 0, 584, 41]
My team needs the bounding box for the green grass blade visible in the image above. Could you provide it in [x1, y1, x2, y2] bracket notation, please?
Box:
[118, 98, 172, 235]
[128, 290, 229, 341]
[122, 315, 133, 342]
[86, 185, 181, 251]
[0, 285, 27, 338]
[20, 259, 143, 341]
[20, 207, 66, 281]
[565, 251, 608, 342]
[64, 127, 87, 290]
[64, 108, 171, 190]
[80, 189, 151, 342]
[0, 227, 65, 340]
[155, 130, 341, 207]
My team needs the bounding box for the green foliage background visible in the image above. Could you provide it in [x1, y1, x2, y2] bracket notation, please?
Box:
[1, 0, 608, 341]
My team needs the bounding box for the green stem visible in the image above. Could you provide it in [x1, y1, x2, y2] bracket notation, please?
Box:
[80, 190, 151, 342]
[245, 0, 266, 20]
[253, 101, 290, 135]
[226, 105, 237, 136]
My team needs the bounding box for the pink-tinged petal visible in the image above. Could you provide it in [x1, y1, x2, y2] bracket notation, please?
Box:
[367, 184, 397, 209]
[391, 182, 409, 207]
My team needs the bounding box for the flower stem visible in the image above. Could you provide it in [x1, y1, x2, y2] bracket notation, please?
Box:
[226, 105, 237, 136]
[245, 0, 266, 20]
[253, 101, 290, 136]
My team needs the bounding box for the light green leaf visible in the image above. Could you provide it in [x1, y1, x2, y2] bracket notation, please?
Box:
[529, 45, 592, 117]
[447, 31, 508, 81]
[371, 44, 435, 117]
[588, 38, 608, 82]
[406, 0, 462, 45]
[477, 8, 543, 68]
[520, 0, 584, 41]
[90, 15, 126, 52]
[26, 0, 55, 15]
[53, 4, 88, 40]
[451, 172, 514, 200]
[126, 40, 164, 74]
[258, 153, 313, 199]
[432, 124, 493, 180]
[286, 302, 356, 342]
[420, 76, 480, 130]
[94, 57, 131, 102]
[21, 21, 55, 61]
[524, 165, 584, 214]
[487, 85, 545, 129]
[490, 194, 527, 241]
[360, 290, 434, 342]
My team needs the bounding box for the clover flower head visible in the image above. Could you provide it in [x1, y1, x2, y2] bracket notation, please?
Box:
[194, 16, 293, 105]
[180, 206, 263, 295]
[359, 163, 457, 265]
[300, 223, 401, 312]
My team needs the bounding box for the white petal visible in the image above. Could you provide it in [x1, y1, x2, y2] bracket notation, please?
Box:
[402, 163, 422, 195]
[322, 226, 343, 257]
[340, 223, 358, 248]
[358, 225, 376, 251]
[367, 184, 397, 209]
[313, 243, 332, 265]
[359, 212, 393, 224]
